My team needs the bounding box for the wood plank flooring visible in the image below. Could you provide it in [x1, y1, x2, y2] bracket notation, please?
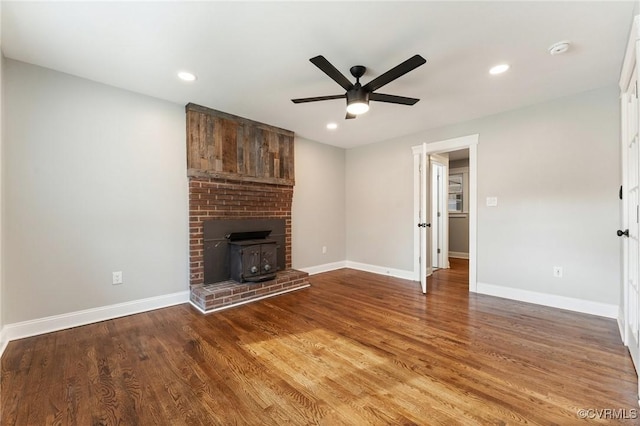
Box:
[2, 259, 638, 425]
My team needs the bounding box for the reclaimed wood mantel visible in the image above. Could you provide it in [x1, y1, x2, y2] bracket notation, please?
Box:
[186, 103, 295, 186]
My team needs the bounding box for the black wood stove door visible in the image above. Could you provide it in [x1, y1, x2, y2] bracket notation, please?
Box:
[229, 240, 278, 283]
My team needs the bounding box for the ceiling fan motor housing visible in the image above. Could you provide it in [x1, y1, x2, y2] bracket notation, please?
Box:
[347, 84, 369, 104]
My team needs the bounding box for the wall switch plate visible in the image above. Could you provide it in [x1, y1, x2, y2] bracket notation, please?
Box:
[112, 271, 123, 285]
[322, 246, 327, 254]
[486, 197, 498, 207]
[553, 266, 563, 278]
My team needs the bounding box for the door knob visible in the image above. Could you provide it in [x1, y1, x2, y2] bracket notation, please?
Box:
[617, 229, 630, 237]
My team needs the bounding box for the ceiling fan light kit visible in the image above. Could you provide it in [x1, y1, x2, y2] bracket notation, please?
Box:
[292, 54, 426, 119]
[346, 86, 370, 115]
[346, 100, 369, 115]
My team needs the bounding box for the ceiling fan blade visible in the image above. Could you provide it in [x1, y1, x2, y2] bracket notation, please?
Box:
[291, 94, 346, 104]
[345, 112, 357, 119]
[362, 55, 426, 92]
[370, 93, 420, 105]
[310, 55, 354, 91]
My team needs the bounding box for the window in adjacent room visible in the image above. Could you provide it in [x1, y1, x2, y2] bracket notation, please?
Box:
[448, 173, 463, 213]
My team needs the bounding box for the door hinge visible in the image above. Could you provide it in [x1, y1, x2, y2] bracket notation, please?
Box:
[437, 248, 441, 254]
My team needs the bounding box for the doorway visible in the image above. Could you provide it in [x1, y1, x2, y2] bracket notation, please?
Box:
[412, 134, 478, 293]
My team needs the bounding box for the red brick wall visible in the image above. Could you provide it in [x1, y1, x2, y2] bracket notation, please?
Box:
[189, 177, 293, 286]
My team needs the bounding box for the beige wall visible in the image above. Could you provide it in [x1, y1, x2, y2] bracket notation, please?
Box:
[4, 60, 189, 323]
[346, 140, 415, 271]
[346, 86, 621, 305]
[292, 137, 346, 269]
[449, 216, 469, 255]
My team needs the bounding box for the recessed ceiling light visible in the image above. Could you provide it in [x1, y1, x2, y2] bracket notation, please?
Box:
[326, 122, 338, 130]
[178, 71, 197, 82]
[548, 41, 570, 55]
[489, 64, 510, 75]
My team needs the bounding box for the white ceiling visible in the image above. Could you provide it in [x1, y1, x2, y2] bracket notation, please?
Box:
[1, 1, 635, 149]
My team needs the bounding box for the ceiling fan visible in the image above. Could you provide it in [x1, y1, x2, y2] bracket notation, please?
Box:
[291, 54, 426, 119]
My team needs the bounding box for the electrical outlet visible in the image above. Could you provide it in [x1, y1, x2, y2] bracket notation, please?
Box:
[322, 246, 327, 254]
[553, 266, 563, 278]
[112, 271, 123, 285]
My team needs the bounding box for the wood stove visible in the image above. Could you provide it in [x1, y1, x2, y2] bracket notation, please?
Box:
[228, 230, 278, 283]
[203, 219, 285, 285]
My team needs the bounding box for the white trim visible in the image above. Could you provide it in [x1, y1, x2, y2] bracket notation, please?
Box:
[619, 309, 626, 344]
[190, 285, 310, 314]
[469, 143, 477, 292]
[476, 282, 618, 319]
[345, 261, 415, 281]
[0, 327, 8, 358]
[449, 251, 469, 259]
[298, 261, 347, 275]
[1, 291, 190, 346]
[422, 134, 479, 153]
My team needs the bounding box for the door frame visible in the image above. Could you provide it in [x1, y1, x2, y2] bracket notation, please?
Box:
[412, 134, 478, 292]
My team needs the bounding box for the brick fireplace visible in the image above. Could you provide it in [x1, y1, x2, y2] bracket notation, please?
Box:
[186, 103, 309, 313]
[188, 179, 293, 285]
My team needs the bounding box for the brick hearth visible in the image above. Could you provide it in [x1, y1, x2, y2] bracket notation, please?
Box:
[190, 269, 309, 313]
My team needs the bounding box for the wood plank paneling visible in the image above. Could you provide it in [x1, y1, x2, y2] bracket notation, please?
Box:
[186, 103, 295, 186]
[2, 260, 637, 424]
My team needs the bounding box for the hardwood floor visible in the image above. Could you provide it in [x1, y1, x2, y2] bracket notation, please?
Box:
[2, 260, 638, 425]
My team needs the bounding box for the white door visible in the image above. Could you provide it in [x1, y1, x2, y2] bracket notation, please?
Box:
[620, 16, 640, 402]
[419, 143, 429, 293]
[621, 66, 640, 381]
[430, 154, 449, 270]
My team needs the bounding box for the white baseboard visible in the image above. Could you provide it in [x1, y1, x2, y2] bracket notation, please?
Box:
[476, 282, 618, 319]
[449, 251, 469, 259]
[298, 261, 347, 275]
[345, 261, 415, 281]
[618, 308, 627, 345]
[0, 326, 8, 358]
[0, 290, 190, 356]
